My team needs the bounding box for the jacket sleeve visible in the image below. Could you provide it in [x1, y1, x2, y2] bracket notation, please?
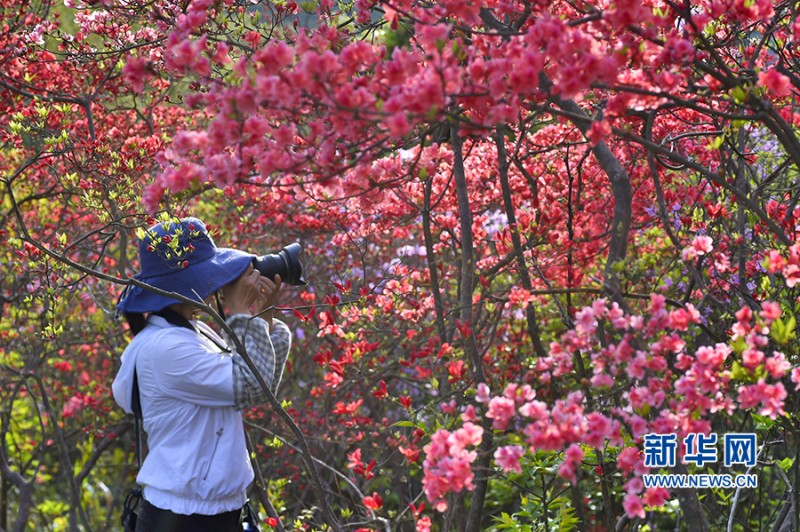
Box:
[224, 315, 291, 410]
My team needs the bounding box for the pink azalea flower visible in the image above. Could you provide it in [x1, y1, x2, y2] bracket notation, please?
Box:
[453, 422, 484, 448]
[416, 516, 432, 532]
[591, 298, 609, 317]
[440, 400, 457, 415]
[475, 382, 491, 403]
[764, 352, 790, 378]
[693, 235, 714, 255]
[668, 304, 701, 331]
[695, 344, 730, 367]
[513, 384, 536, 404]
[487, 396, 516, 430]
[494, 445, 525, 473]
[122, 56, 151, 93]
[738, 380, 787, 418]
[557, 444, 584, 483]
[518, 400, 547, 420]
[649, 294, 667, 314]
[759, 301, 782, 322]
[423, 423, 483, 507]
[764, 250, 786, 273]
[741, 348, 765, 369]
[617, 446, 645, 475]
[61, 395, 84, 418]
[664, 37, 695, 63]
[385, 112, 411, 138]
[461, 405, 478, 422]
[590, 373, 615, 388]
[587, 120, 611, 146]
[165, 35, 210, 77]
[575, 306, 597, 334]
[624, 476, 643, 494]
[758, 68, 792, 98]
[565, 443, 584, 462]
[784, 263, 800, 287]
[623, 493, 646, 519]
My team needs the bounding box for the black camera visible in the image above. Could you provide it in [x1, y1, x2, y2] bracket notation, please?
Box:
[253, 243, 305, 286]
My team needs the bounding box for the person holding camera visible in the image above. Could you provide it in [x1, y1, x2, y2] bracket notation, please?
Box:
[112, 216, 290, 532]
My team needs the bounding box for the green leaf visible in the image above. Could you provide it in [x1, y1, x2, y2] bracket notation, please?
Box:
[786, 315, 796, 340]
[37, 499, 69, 516]
[731, 361, 750, 381]
[559, 503, 579, 531]
[731, 337, 747, 355]
[426, 105, 439, 120]
[778, 457, 794, 471]
[751, 412, 775, 430]
[770, 317, 795, 344]
[731, 85, 747, 103]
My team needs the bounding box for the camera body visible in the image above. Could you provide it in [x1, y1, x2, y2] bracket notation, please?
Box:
[252, 242, 305, 286]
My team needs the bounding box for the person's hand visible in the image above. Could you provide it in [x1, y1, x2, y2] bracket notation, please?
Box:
[222, 266, 282, 328]
[257, 274, 282, 332]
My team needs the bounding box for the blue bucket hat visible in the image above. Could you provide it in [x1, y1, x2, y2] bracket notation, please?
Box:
[117, 217, 255, 313]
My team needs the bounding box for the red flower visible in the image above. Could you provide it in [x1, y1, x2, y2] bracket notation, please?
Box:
[399, 445, 420, 463]
[362, 492, 383, 510]
[758, 68, 792, 97]
[53, 360, 73, 372]
[371, 380, 388, 399]
[447, 360, 466, 384]
[333, 399, 362, 415]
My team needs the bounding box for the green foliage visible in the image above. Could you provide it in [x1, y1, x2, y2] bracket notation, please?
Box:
[482, 451, 585, 532]
[770, 315, 796, 344]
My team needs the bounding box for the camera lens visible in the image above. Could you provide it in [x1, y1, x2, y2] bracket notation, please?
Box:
[252, 243, 305, 286]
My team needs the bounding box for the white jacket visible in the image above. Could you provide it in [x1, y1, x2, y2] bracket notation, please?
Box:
[112, 314, 290, 515]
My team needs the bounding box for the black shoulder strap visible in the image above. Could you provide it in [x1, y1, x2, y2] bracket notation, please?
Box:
[132, 368, 143, 468]
[131, 368, 142, 418]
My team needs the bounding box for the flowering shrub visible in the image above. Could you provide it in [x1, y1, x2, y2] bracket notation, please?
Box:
[423, 279, 800, 527]
[3, 0, 800, 529]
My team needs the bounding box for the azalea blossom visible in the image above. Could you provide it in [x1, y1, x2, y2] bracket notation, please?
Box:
[758, 68, 792, 97]
[494, 445, 525, 473]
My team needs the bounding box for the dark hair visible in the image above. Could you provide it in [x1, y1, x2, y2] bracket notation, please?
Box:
[124, 312, 148, 336]
[124, 308, 195, 337]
